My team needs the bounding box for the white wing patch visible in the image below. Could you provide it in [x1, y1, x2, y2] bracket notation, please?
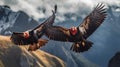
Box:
[79, 26, 86, 34]
[33, 30, 38, 38]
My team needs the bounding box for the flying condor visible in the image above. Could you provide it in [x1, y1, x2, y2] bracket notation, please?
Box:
[10, 5, 57, 51]
[43, 3, 107, 53]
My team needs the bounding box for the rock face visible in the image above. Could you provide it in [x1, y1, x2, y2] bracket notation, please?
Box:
[0, 35, 65, 67]
[108, 52, 120, 67]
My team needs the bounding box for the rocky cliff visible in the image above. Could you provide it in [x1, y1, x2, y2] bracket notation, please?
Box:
[0, 35, 65, 67]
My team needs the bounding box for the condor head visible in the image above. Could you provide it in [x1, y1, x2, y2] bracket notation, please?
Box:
[10, 31, 31, 45]
[70, 26, 78, 36]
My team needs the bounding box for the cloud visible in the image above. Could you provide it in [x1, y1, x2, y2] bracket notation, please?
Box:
[1, 0, 120, 21]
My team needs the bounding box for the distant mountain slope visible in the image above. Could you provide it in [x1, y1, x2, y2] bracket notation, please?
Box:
[108, 52, 120, 67]
[0, 35, 65, 67]
[41, 41, 98, 67]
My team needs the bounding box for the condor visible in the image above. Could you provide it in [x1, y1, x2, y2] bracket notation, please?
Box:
[44, 4, 107, 53]
[10, 5, 57, 51]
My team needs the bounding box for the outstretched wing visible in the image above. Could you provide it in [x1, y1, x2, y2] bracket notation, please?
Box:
[78, 4, 107, 39]
[33, 5, 57, 31]
[30, 5, 57, 38]
[45, 26, 71, 41]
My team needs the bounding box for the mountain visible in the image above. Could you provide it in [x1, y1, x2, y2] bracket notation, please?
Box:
[0, 35, 65, 67]
[0, 5, 38, 35]
[108, 52, 120, 67]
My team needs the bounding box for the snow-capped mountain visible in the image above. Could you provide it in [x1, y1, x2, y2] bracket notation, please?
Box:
[0, 5, 19, 34]
[0, 5, 38, 35]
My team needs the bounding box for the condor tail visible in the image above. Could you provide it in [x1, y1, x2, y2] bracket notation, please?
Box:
[70, 40, 93, 53]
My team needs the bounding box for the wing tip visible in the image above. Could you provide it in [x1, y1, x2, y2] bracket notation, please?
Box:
[95, 3, 107, 17]
[52, 4, 57, 14]
[95, 3, 106, 11]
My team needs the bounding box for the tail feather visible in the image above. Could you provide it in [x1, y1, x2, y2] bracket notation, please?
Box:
[70, 40, 93, 53]
[28, 39, 48, 51]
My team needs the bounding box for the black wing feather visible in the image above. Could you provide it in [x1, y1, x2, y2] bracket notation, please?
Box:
[78, 3, 107, 38]
[33, 5, 57, 31]
[45, 26, 70, 41]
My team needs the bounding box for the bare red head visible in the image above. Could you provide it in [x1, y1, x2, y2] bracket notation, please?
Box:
[70, 26, 77, 35]
[23, 31, 30, 38]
